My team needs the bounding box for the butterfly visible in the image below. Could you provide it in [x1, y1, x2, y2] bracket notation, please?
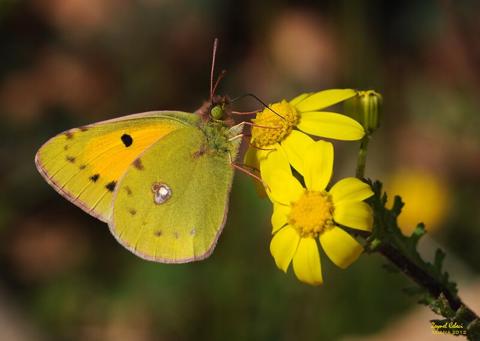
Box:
[35, 40, 244, 263]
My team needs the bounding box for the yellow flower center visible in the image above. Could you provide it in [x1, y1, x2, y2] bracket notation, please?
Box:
[250, 100, 299, 148]
[288, 191, 334, 238]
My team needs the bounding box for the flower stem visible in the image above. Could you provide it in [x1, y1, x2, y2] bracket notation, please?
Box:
[378, 242, 466, 310]
[362, 181, 480, 339]
[356, 135, 370, 178]
[377, 242, 480, 339]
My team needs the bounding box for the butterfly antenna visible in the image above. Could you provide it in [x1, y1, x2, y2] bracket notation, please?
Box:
[230, 93, 285, 120]
[210, 38, 219, 100]
[212, 69, 227, 97]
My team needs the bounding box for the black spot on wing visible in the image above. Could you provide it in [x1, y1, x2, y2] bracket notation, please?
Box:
[121, 134, 133, 147]
[65, 131, 73, 139]
[128, 208, 137, 216]
[90, 174, 100, 182]
[66, 156, 76, 163]
[154, 230, 162, 237]
[79, 126, 89, 132]
[79, 164, 87, 170]
[106, 181, 117, 192]
[124, 186, 132, 195]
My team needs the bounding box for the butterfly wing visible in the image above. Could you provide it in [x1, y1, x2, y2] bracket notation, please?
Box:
[35, 111, 199, 222]
[109, 124, 242, 263]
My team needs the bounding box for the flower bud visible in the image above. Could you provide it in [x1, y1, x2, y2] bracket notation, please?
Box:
[345, 90, 382, 134]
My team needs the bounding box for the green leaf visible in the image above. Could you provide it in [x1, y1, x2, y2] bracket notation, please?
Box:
[410, 223, 426, 247]
[434, 249, 446, 272]
[365, 180, 475, 335]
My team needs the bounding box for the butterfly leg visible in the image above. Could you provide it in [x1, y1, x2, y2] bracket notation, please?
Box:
[228, 134, 243, 142]
[231, 109, 260, 116]
[228, 152, 270, 192]
[227, 121, 248, 142]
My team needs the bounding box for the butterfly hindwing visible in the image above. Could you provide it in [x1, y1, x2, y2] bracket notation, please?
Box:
[110, 124, 242, 263]
[35, 111, 199, 222]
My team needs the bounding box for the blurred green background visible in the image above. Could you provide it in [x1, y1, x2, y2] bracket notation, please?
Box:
[1, 1, 479, 340]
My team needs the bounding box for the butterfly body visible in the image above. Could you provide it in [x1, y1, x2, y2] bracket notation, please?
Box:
[36, 109, 243, 263]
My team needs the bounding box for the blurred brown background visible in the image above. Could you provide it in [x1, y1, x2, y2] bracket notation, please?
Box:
[1, 1, 479, 340]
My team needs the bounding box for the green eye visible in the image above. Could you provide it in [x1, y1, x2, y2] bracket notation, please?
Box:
[210, 105, 224, 120]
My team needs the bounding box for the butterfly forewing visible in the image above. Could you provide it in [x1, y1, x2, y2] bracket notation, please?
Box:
[35, 111, 197, 222]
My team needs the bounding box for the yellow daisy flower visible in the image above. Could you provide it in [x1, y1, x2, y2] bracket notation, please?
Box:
[263, 140, 374, 285]
[246, 89, 365, 175]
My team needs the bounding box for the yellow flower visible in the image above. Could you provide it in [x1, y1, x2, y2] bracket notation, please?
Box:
[263, 140, 374, 285]
[245, 89, 365, 176]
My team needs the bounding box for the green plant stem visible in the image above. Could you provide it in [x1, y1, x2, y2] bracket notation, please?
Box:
[353, 228, 480, 339]
[377, 242, 472, 315]
[356, 135, 370, 178]
[378, 241, 480, 339]
[358, 181, 480, 340]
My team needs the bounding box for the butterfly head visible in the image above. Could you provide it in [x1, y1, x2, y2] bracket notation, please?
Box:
[210, 104, 224, 120]
[210, 94, 231, 120]
[196, 94, 233, 125]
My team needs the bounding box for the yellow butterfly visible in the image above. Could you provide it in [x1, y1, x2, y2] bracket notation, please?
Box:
[35, 40, 244, 263]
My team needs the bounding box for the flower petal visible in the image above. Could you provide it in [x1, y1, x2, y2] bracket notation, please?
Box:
[243, 148, 268, 197]
[292, 237, 323, 285]
[264, 170, 304, 205]
[270, 226, 300, 272]
[330, 177, 374, 204]
[295, 89, 357, 112]
[289, 92, 311, 106]
[334, 201, 373, 231]
[303, 140, 334, 191]
[298, 111, 365, 141]
[259, 146, 290, 178]
[244, 146, 259, 170]
[319, 226, 363, 269]
[259, 147, 303, 204]
[259, 146, 289, 195]
[280, 130, 314, 175]
[272, 203, 290, 234]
